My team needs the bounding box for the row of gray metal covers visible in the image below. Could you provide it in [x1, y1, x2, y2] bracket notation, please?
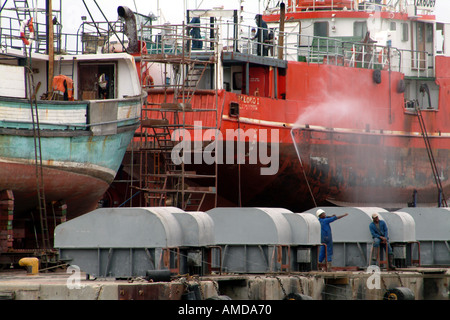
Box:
[54, 207, 322, 277]
[207, 208, 321, 273]
[304, 207, 450, 268]
[54, 206, 450, 278]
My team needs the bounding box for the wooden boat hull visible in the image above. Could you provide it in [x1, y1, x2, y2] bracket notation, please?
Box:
[0, 96, 141, 219]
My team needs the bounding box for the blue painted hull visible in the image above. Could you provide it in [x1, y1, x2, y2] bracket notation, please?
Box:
[0, 96, 142, 218]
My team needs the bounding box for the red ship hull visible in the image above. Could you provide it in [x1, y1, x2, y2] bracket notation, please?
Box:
[128, 56, 450, 210]
[107, 2, 450, 211]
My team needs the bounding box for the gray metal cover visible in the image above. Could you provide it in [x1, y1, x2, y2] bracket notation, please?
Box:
[377, 211, 415, 243]
[54, 207, 215, 278]
[54, 207, 186, 249]
[172, 211, 215, 247]
[282, 212, 321, 245]
[394, 208, 450, 266]
[206, 207, 293, 245]
[303, 207, 389, 268]
[395, 208, 450, 241]
[304, 207, 388, 242]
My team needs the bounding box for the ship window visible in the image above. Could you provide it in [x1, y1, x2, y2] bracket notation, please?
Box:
[426, 23, 433, 43]
[436, 23, 444, 54]
[229, 102, 239, 117]
[353, 21, 367, 38]
[314, 22, 328, 37]
[402, 23, 409, 41]
[390, 22, 396, 31]
[233, 72, 242, 90]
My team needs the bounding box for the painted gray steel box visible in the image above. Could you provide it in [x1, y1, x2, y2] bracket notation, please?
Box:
[54, 207, 214, 278]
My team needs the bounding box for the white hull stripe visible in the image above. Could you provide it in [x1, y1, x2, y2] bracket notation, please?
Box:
[0, 157, 116, 178]
[222, 115, 450, 138]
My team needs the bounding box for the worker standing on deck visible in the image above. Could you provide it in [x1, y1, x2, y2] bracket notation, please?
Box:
[316, 209, 348, 271]
[254, 14, 269, 56]
[189, 17, 202, 50]
[369, 213, 396, 270]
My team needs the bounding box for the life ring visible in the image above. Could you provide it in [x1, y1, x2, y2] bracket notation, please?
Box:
[378, 48, 390, 70]
[20, 18, 35, 46]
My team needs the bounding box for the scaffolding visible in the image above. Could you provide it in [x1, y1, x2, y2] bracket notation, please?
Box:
[126, 22, 219, 211]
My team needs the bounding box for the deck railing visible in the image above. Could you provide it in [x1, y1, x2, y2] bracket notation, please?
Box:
[1, 10, 435, 78]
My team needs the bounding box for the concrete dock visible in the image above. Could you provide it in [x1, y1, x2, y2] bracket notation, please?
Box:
[0, 267, 448, 300]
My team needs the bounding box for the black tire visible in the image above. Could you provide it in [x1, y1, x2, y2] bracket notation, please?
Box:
[397, 79, 406, 93]
[373, 69, 382, 84]
[206, 295, 232, 300]
[383, 287, 415, 300]
[283, 293, 313, 300]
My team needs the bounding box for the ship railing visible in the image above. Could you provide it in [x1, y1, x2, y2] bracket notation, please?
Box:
[265, 0, 409, 14]
[0, 14, 54, 53]
[396, 48, 435, 78]
[0, 14, 125, 56]
[141, 23, 218, 57]
[291, 33, 435, 76]
[285, 33, 401, 71]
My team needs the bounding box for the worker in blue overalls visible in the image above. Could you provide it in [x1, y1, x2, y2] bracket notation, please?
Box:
[369, 213, 396, 270]
[316, 209, 348, 271]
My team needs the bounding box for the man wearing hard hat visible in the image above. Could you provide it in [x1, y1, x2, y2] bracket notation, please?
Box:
[316, 209, 348, 271]
[369, 213, 396, 270]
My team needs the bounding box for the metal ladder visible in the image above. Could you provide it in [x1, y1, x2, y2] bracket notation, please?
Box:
[27, 68, 50, 249]
[416, 106, 448, 207]
[12, 0, 31, 22]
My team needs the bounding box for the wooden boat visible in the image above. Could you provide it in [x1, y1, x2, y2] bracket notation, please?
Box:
[0, 2, 142, 252]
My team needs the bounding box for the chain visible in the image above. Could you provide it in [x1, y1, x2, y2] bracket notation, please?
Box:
[212, 280, 220, 296]
[193, 276, 204, 300]
[394, 272, 404, 287]
[291, 275, 305, 295]
[273, 276, 287, 298]
[381, 274, 387, 290]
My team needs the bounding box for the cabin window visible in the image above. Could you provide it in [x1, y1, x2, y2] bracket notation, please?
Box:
[314, 22, 328, 37]
[229, 102, 239, 117]
[353, 21, 367, 38]
[390, 22, 396, 31]
[233, 72, 243, 90]
[78, 63, 116, 100]
[436, 23, 444, 55]
[402, 23, 409, 42]
[426, 23, 433, 43]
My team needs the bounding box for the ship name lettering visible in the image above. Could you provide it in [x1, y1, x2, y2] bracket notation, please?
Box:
[238, 94, 260, 106]
[415, 0, 435, 8]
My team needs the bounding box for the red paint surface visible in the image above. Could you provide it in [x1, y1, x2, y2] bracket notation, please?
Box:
[137, 54, 450, 211]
